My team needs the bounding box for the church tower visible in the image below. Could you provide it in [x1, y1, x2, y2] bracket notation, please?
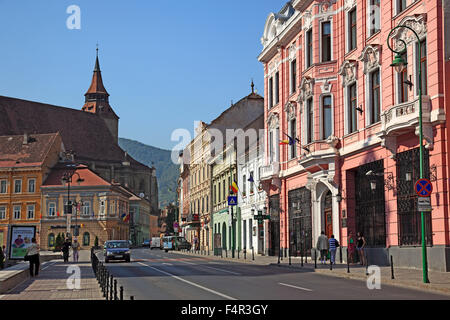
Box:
[82, 49, 119, 142]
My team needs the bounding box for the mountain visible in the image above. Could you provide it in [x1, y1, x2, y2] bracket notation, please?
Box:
[118, 138, 178, 208]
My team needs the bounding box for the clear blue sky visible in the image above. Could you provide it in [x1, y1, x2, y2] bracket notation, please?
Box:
[0, 0, 281, 150]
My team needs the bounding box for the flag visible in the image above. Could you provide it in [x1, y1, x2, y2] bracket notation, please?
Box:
[282, 133, 296, 146]
[279, 140, 290, 145]
[248, 175, 254, 183]
[124, 214, 130, 223]
[121, 213, 126, 221]
[231, 181, 239, 194]
[57, 211, 60, 217]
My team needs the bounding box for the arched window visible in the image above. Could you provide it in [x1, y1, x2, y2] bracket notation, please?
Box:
[83, 232, 90, 246]
[48, 233, 55, 247]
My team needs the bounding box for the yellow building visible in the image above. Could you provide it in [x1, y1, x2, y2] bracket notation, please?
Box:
[0, 133, 62, 251]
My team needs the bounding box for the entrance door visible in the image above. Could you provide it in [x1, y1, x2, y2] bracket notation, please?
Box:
[325, 208, 333, 238]
[258, 222, 264, 254]
[324, 191, 333, 238]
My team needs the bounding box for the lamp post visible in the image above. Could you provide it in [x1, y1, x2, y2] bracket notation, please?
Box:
[387, 25, 429, 283]
[62, 168, 85, 240]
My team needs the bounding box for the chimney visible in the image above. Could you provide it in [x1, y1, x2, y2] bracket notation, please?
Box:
[23, 133, 29, 145]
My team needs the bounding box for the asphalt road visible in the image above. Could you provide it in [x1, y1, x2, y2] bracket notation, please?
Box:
[98, 248, 448, 300]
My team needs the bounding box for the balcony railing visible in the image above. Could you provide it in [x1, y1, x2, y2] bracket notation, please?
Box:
[381, 96, 431, 137]
[259, 162, 280, 181]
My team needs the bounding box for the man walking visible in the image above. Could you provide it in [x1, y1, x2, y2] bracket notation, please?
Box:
[0, 245, 4, 269]
[72, 238, 80, 262]
[329, 235, 339, 265]
[62, 238, 71, 262]
[316, 231, 329, 264]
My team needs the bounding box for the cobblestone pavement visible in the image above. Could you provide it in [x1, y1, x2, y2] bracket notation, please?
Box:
[0, 250, 103, 300]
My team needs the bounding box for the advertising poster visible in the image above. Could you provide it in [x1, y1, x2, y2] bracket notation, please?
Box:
[9, 226, 36, 259]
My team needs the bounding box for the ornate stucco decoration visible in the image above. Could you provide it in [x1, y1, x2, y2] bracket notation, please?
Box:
[344, 0, 357, 11]
[390, 14, 427, 51]
[326, 135, 340, 154]
[339, 60, 358, 87]
[267, 112, 280, 130]
[284, 101, 297, 121]
[359, 45, 381, 74]
[289, 43, 297, 61]
[318, 0, 337, 14]
[320, 79, 333, 94]
[302, 10, 313, 31]
[297, 76, 315, 112]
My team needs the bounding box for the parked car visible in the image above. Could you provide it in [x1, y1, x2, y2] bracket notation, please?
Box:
[142, 239, 151, 247]
[150, 237, 161, 250]
[104, 240, 131, 263]
[162, 236, 191, 252]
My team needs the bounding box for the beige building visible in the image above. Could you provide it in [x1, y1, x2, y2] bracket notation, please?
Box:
[40, 164, 133, 250]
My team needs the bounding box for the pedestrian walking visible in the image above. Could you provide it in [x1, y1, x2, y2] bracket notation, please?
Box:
[194, 236, 198, 251]
[328, 235, 339, 264]
[1, 245, 6, 268]
[25, 238, 40, 277]
[62, 238, 71, 262]
[347, 231, 356, 264]
[316, 231, 329, 264]
[72, 238, 80, 262]
[356, 232, 367, 266]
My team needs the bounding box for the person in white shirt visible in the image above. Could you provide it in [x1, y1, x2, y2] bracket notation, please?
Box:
[26, 238, 40, 277]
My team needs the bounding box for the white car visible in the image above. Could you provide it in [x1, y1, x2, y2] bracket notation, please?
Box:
[150, 237, 161, 250]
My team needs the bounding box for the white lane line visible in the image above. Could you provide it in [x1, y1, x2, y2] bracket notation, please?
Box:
[279, 283, 313, 292]
[42, 261, 58, 270]
[137, 262, 236, 300]
[162, 263, 173, 266]
[178, 260, 241, 275]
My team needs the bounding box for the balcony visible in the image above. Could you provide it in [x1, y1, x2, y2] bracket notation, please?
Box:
[378, 96, 433, 157]
[259, 162, 280, 182]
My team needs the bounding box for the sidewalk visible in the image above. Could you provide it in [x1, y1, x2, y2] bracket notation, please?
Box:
[176, 249, 450, 296]
[0, 250, 104, 300]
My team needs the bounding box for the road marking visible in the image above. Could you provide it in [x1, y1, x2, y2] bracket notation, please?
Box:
[162, 263, 173, 266]
[279, 283, 313, 292]
[178, 260, 241, 275]
[137, 262, 236, 300]
[42, 261, 58, 270]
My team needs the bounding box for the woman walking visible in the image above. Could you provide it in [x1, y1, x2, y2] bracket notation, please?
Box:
[26, 238, 40, 277]
[356, 232, 367, 266]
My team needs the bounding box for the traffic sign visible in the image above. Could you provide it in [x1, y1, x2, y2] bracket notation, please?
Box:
[415, 179, 433, 197]
[228, 196, 237, 206]
[418, 197, 432, 212]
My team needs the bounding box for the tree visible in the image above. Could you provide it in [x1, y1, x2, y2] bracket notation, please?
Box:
[55, 233, 63, 251]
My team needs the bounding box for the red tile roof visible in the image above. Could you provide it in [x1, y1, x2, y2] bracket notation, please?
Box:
[42, 164, 111, 187]
[0, 95, 147, 170]
[0, 133, 60, 168]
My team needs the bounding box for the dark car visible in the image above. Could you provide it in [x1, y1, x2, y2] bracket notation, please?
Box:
[104, 240, 131, 263]
[162, 236, 192, 252]
[142, 239, 150, 247]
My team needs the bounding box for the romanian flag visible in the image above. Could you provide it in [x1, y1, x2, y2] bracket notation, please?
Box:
[231, 181, 239, 194]
[279, 140, 290, 145]
[122, 213, 130, 223]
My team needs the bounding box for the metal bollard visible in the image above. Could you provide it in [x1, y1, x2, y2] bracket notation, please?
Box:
[114, 279, 118, 300]
[288, 249, 291, 266]
[252, 247, 255, 261]
[301, 252, 303, 267]
[110, 276, 113, 300]
[225, 250, 228, 258]
[221, 249, 223, 258]
[244, 249, 246, 260]
[105, 272, 109, 300]
[391, 255, 395, 279]
[280, 248, 283, 261]
[237, 250, 239, 259]
[277, 249, 280, 265]
[120, 286, 124, 301]
[347, 248, 350, 274]
[340, 246, 343, 264]
[208, 247, 209, 256]
[314, 249, 317, 269]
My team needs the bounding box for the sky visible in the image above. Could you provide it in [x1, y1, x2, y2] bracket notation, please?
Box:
[0, 0, 282, 150]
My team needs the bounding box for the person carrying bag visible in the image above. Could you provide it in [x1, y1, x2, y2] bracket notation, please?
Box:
[25, 238, 40, 277]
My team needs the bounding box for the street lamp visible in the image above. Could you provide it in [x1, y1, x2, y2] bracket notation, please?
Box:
[387, 25, 429, 283]
[61, 168, 84, 239]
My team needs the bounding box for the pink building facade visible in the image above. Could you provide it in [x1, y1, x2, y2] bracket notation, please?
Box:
[259, 0, 450, 271]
